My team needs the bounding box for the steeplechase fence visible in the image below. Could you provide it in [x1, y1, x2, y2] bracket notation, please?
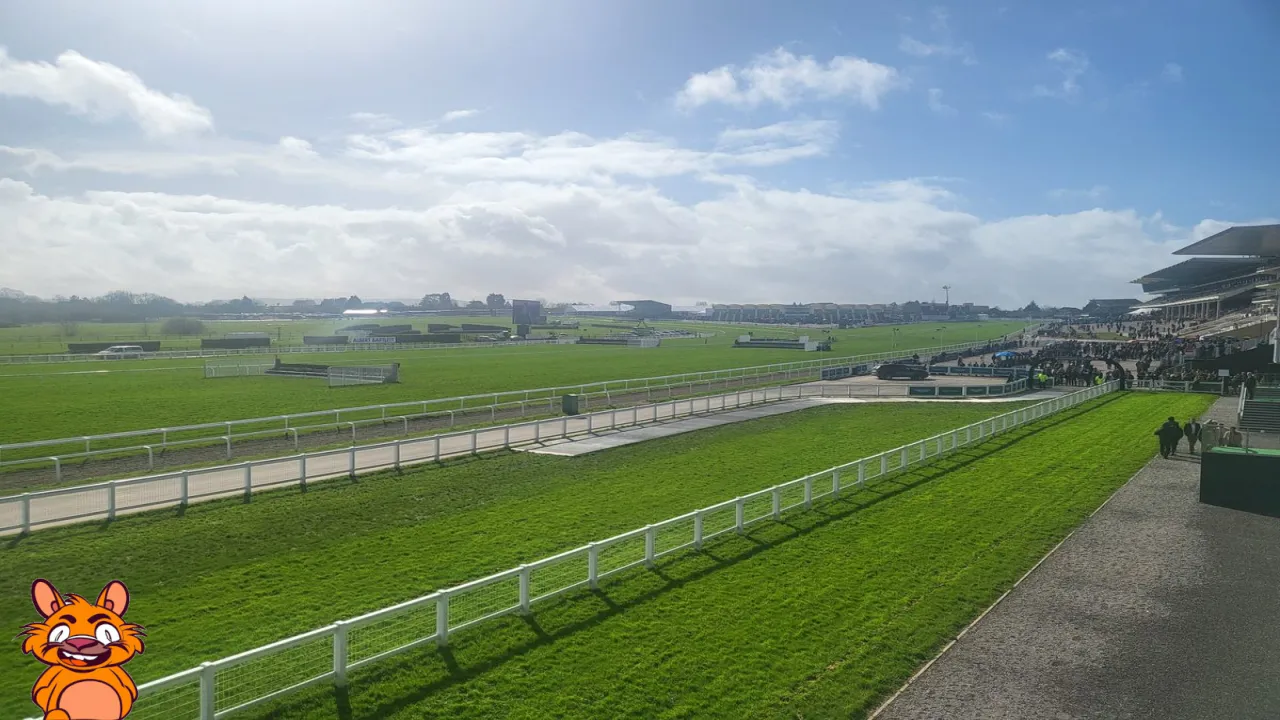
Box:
[30, 380, 1113, 720]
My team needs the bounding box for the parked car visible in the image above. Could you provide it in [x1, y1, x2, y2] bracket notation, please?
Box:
[95, 345, 146, 360]
[874, 362, 929, 381]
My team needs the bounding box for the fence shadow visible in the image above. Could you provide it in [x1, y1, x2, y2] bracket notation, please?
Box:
[258, 394, 1121, 720]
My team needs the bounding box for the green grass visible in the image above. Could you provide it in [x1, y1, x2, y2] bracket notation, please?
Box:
[0, 392, 1213, 718]
[0, 401, 1034, 718]
[0, 321, 1029, 445]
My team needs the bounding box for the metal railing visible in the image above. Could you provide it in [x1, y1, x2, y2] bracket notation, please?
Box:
[0, 337, 1024, 468]
[0, 378, 1032, 536]
[1129, 379, 1228, 394]
[1201, 421, 1280, 452]
[20, 380, 1112, 720]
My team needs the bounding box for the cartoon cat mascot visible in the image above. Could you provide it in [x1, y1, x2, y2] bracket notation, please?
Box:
[21, 579, 145, 720]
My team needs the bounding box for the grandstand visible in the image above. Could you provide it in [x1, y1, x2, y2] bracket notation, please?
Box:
[1132, 224, 1280, 320]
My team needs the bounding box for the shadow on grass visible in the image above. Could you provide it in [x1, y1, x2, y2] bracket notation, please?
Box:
[259, 394, 1123, 720]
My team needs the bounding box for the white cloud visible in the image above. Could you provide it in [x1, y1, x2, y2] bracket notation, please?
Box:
[1033, 48, 1089, 100]
[0, 96, 1249, 307]
[0, 47, 213, 136]
[349, 112, 401, 130]
[277, 136, 317, 158]
[440, 109, 479, 123]
[0, 158, 1225, 308]
[1162, 62, 1183, 83]
[675, 48, 902, 111]
[1048, 185, 1109, 201]
[982, 111, 1010, 124]
[899, 36, 977, 65]
[927, 88, 956, 115]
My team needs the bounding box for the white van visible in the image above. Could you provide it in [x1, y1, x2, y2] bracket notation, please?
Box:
[96, 345, 146, 360]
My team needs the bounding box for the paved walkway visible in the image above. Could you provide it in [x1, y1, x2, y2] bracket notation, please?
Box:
[525, 389, 1075, 457]
[877, 396, 1280, 720]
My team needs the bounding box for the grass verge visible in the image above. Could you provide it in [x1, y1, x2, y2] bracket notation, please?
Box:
[226, 391, 1209, 719]
[0, 400, 1040, 717]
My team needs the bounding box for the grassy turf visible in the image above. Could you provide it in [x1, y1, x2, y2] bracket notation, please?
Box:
[0, 400, 1040, 717]
[0, 321, 1028, 445]
[240, 391, 1211, 720]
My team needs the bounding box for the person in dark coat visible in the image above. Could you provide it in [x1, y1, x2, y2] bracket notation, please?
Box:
[1184, 419, 1203, 454]
[1155, 416, 1182, 458]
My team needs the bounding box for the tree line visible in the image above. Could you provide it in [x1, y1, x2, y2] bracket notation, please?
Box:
[0, 289, 513, 326]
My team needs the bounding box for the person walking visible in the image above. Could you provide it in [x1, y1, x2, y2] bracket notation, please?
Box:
[1184, 418, 1202, 454]
[1245, 372, 1258, 400]
[1155, 416, 1181, 458]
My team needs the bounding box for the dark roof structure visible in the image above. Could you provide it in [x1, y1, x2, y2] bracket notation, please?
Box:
[1174, 223, 1280, 257]
[1082, 299, 1141, 315]
[1131, 257, 1267, 294]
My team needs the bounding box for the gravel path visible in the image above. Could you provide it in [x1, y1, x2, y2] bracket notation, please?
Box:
[876, 396, 1280, 720]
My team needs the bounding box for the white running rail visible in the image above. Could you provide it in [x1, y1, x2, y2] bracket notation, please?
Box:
[19, 380, 1116, 720]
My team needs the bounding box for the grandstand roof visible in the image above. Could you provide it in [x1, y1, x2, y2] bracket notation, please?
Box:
[1130, 257, 1265, 293]
[1173, 223, 1280, 257]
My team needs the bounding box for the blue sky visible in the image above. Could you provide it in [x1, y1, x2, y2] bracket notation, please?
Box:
[0, 0, 1276, 307]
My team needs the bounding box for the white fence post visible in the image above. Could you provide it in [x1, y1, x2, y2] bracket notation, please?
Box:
[588, 543, 599, 589]
[771, 488, 781, 520]
[106, 483, 117, 521]
[803, 478, 813, 509]
[735, 498, 745, 533]
[242, 464, 252, 502]
[644, 526, 656, 567]
[348, 448, 356, 477]
[21, 493, 31, 534]
[333, 621, 349, 688]
[693, 511, 704, 550]
[199, 661, 216, 720]
[429, 594, 451, 650]
[394, 442, 402, 471]
[832, 470, 841, 498]
[519, 566, 531, 613]
[858, 460, 867, 488]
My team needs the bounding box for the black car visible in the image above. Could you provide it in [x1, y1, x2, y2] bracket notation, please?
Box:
[874, 362, 929, 381]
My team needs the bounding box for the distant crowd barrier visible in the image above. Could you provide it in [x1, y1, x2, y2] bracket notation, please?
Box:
[34, 380, 1114, 720]
[0, 337, 1026, 471]
[909, 378, 1028, 397]
[0, 377, 1036, 536]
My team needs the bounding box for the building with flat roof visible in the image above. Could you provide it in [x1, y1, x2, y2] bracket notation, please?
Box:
[1132, 224, 1280, 320]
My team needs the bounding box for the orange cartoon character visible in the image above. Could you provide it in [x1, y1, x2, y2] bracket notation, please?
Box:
[20, 579, 145, 720]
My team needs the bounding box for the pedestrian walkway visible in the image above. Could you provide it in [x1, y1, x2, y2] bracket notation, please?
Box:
[875, 397, 1280, 720]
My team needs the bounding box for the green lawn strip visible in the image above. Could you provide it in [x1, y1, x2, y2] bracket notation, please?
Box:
[218, 391, 1209, 720]
[0, 322, 1029, 445]
[2, 372, 888, 493]
[0, 401, 1035, 717]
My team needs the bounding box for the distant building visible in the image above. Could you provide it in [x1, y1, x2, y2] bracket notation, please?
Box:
[1132, 224, 1280, 320]
[1081, 299, 1141, 318]
[618, 300, 673, 319]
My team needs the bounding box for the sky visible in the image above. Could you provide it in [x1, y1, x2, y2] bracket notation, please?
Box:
[0, 0, 1277, 308]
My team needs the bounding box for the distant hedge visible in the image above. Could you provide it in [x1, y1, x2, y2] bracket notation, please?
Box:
[303, 335, 349, 345]
[67, 341, 162, 354]
[460, 324, 509, 333]
[160, 317, 206, 335]
[201, 338, 271, 349]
